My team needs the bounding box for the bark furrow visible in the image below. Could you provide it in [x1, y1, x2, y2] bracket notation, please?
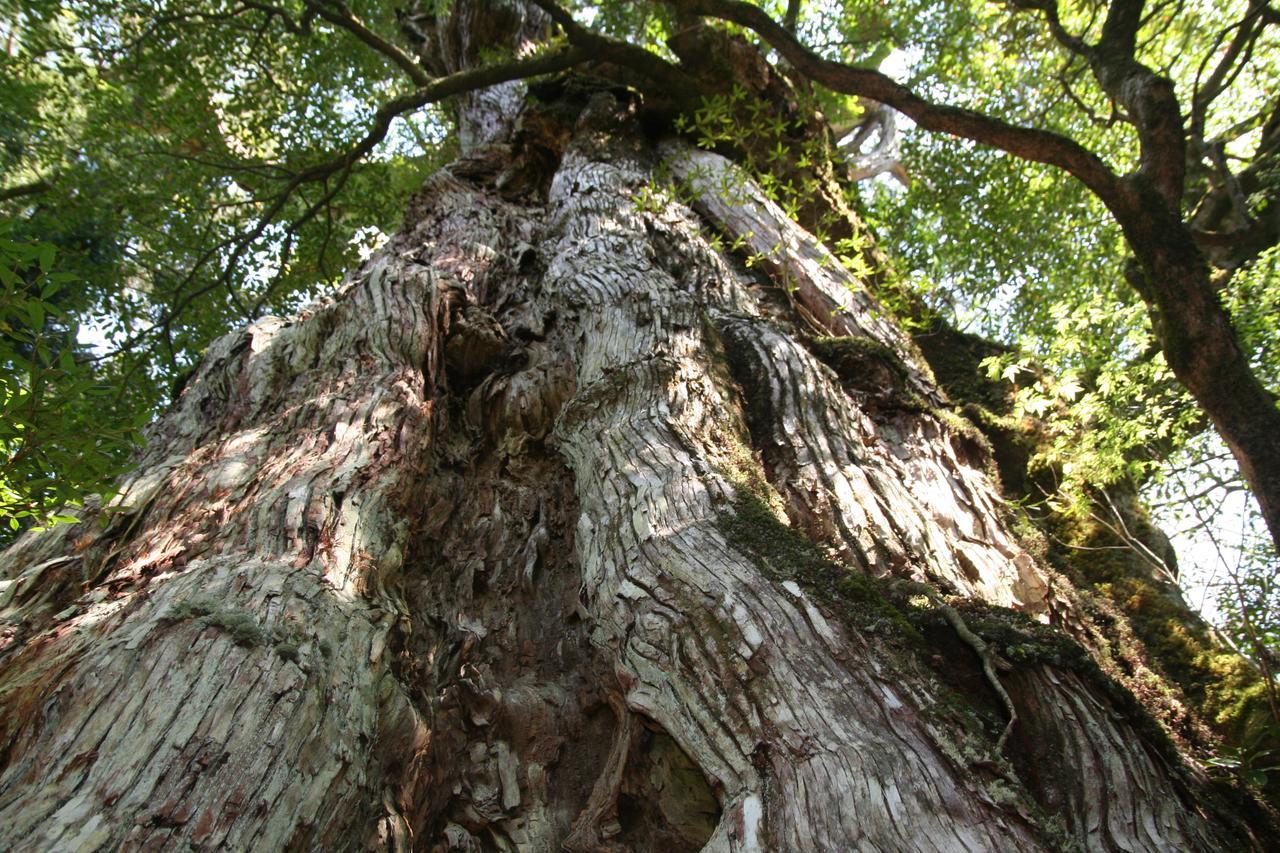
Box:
[0, 74, 1253, 852]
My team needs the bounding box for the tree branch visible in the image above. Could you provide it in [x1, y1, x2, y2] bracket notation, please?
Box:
[302, 0, 433, 86]
[0, 178, 52, 202]
[1099, 0, 1147, 57]
[1190, 1, 1270, 148]
[783, 0, 802, 33]
[893, 580, 1019, 754]
[1008, 0, 1091, 57]
[102, 45, 589, 358]
[669, 0, 1128, 211]
[529, 0, 700, 97]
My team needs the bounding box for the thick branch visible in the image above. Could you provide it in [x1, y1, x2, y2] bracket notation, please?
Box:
[529, 0, 699, 97]
[1088, 3, 1186, 205]
[783, 0, 802, 33]
[672, 0, 1129, 212]
[1008, 0, 1185, 206]
[1099, 0, 1146, 56]
[0, 178, 52, 203]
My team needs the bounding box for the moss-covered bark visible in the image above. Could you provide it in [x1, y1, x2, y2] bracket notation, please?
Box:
[914, 318, 1280, 802]
[0, 2, 1274, 848]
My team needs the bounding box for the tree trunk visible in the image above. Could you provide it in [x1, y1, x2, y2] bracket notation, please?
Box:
[0, 21, 1269, 852]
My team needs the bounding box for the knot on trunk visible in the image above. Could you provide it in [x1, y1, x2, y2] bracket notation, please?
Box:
[445, 291, 509, 383]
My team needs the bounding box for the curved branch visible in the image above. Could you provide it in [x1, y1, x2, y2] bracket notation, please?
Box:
[528, 0, 704, 97]
[1008, 0, 1091, 56]
[894, 581, 1019, 754]
[302, 0, 433, 86]
[672, 0, 1128, 212]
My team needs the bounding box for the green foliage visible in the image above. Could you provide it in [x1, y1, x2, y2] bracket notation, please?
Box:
[1, 0, 457, 526]
[975, 298, 1200, 508]
[1222, 246, 1280, 394]
[673, 84, 824, 219]
[671, 80, 893, 297]
[4, 0, 454, 360]
[3, 0, 1279, 738]
[0, 235, 141, 539]
[1207, 743, 1280, 789]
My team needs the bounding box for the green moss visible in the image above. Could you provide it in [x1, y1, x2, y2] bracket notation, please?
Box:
[163, 596, 217, 621]
[912, 322, 1015, 413]
[812, 334, 906, 371]
[163, 596, 277, 650]
[274, 641, 300, 663]
[1059, 527, 1278, 749]
[811, 335, 924, 405]
[716, 487, 923, 645]
[211, 609, 268, 646]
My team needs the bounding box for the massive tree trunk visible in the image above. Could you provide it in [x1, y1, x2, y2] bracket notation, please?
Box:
[0, 7, 1270, 850]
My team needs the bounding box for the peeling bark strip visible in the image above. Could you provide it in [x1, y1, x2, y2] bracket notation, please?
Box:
[669, 0, 1280, 557]
[0, 248, 444, 848]
[0, 17, 1263, 853]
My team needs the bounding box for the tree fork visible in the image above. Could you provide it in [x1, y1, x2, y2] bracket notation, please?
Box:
[0, 1, 1274, 849]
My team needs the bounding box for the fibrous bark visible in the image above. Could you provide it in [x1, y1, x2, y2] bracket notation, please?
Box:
[0, 13, 1267, 850]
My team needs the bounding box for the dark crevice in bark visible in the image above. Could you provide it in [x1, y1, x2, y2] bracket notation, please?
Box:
[1, 3, 1275, 845]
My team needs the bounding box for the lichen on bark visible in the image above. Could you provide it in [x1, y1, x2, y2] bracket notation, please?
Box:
[0, 3, 1274, 849]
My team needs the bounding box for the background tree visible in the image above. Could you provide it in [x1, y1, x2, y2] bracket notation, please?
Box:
[2, 0, 1280, 848]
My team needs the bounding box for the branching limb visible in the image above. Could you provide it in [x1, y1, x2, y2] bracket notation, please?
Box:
[1098, 0, 1147, 57]
[1006, 0, 1186, 206]
[1190, 0, 1271, 149]
[668, 0, 1129, 213]
[102, 45, 589, 359]
[302, 0, 433, 86]
[893, 580, 1019, 754]
[529, 0, 700, 97]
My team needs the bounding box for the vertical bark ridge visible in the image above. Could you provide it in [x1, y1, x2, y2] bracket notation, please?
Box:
[0, 167, 523, 848]
[542, 95, 1048, 851]
[0, 67, 1260, 853]
[716, 314, 1048, 612]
